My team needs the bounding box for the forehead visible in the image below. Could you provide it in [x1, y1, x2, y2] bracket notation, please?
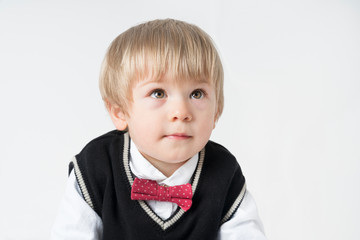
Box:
[133, 69, 213, 88]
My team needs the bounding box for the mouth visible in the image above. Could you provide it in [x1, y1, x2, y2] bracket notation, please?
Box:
[164, 133, 192, 140]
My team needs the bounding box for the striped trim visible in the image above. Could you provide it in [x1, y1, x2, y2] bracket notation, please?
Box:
[123, 133, 205, 231]
[221, 183, 246, 224]
[72, 157, 95, 210]
[191, 148, 205, 195]
[122, 132, 132, 186]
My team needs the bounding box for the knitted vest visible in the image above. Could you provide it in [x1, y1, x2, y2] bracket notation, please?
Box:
[70, 130, 246, 240]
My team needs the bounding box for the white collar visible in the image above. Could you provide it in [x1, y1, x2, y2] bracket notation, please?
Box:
[129, 139, 198, 187]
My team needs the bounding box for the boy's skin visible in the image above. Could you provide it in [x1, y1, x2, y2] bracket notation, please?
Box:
[108, 72, 218, 177]
[51, 19, 267, 240]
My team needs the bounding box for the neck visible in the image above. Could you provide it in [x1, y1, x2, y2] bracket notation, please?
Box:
[139, 152, 188, 177]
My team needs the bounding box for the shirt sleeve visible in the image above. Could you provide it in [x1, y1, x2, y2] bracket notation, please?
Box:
[51, 170, 103, 240]
[217, 190, 267, 240]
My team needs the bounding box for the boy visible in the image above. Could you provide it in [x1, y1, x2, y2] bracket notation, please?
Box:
[52, 19, 266, 239]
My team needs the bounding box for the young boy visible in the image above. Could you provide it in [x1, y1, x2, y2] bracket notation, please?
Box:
[52, 19, 266, 239]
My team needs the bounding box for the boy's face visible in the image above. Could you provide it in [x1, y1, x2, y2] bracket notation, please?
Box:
[112, 73, 217, 175]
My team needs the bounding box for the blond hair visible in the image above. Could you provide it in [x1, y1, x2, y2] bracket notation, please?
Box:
[99, 19, 224, 119]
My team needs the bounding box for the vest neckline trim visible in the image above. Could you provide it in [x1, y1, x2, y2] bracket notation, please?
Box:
[122, 132, 205, 231]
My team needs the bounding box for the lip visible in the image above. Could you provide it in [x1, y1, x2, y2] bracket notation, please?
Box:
[164, 133, 192, 140]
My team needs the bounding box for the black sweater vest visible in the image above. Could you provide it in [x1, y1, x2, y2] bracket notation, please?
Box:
[70, 130, 246, 240]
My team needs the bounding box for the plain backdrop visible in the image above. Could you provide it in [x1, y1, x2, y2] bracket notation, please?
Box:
[1, 0, 359, 239]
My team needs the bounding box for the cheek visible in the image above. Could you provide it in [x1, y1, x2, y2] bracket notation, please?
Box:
[194, 99, 217, 118]
[141, 98, 165, 110]
[127, 116, 158, 153]
[195, 106, 216, 132]
[201, 117, 216, 133]
[127, 105, 161, 137]
[192, 99, 208, 110]
[194, 103, 217, 132]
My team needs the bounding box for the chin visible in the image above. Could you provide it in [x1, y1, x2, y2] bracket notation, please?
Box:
[162, 154, 194, 164]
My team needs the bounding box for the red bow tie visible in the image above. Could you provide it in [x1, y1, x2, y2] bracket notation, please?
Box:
[131, 177, 193, 211]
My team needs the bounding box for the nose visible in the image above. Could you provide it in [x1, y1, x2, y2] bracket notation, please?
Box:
[168, 98, 192, 122]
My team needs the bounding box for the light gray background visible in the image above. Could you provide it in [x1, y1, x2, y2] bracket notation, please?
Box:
[1, 0, 359, 239]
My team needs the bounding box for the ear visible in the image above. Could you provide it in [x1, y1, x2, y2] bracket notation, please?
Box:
[107, 103, 128, 131]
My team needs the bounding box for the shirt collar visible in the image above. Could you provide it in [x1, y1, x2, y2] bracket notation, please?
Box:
[129, 139, 198, 186]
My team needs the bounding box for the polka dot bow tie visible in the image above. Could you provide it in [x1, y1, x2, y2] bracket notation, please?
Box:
[131, 177, 193, 211]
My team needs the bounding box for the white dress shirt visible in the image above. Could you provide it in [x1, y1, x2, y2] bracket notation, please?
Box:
[51, 140, 267, 239]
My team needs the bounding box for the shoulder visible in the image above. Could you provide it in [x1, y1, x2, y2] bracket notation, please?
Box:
[202, 140, 245, 188]
[200, 140, 247, 223]
[70, 130, 127, 174]
[69, 130, 128, 215]
[78, 130, 126, 155]
[205, 140, 240, 170]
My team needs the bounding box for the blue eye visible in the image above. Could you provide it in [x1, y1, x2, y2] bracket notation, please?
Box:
[191, 89, 204, 99]
[151, 89, 166, 99]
